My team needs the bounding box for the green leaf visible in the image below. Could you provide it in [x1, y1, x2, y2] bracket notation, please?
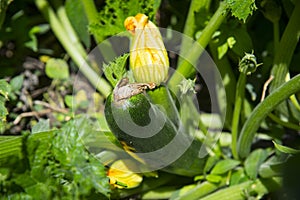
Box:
[0, 135, 23, 160]
[225, 0, 257, 22]
[200, 178, 281, 200]
[10, 74, 24, 93]
[206, 174, 222, 183]
[65, 0, 90, 48]
[8, 74, 24, 100]
[230, 167, 249, 185]
[217, 36, 236, 59]
[204, 156, 219, 174]
[24, 117, 111, 198]
[198, 181, 250, 200]
[103, 53, 129, 86]
[217, 42, 228, 59]
[259, 154, 287, 178]
[45, 58, 70, 80]
[194, 175, 204, 182]
[227, 37, 236, 48]
[25, 24, 50, 52]
[27, 131, 55, 182]
[0, 80, 10, 133]
[0, 96, 8, 123]
[64, 95, 72, 108]
[211, 159, 240, 175]
[230, 26, 252, 57]
[89, 0, 161, 39]
[24, 182, 52, 199]
[52, 117, 110, 195]
[273, 141, 300, 154]
[31, 119, 50, 134]
[170, 181, 225, 200]
[244, 149, 268, 179]
[0, 79, 11, 100]
[217, 22, 253, 58]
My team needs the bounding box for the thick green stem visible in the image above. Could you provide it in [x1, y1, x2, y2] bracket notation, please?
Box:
[177, 181, 226, 200]
[200, 178, 281, 200]
[268, 113, 300, 131]
[81, 0, 102, 41]
[56, 6, 87, 57]
[238, 74, 300, 158]
[178, 0, 211, 63]
[201, 181, 251, 200]
[182, 0, 211, 38]
[168, 2, 228, 92]
[209, 43, 236, 129]
[290, 94, 300, 111]
[231, 72, 247, 160]
[270, 0, 300, 92]
[81, 0, 116, 63]
[231, 51, 260, 160]
[35, 0, 112, 97]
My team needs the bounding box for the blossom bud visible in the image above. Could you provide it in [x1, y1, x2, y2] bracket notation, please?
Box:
[124, 14, 169, 85]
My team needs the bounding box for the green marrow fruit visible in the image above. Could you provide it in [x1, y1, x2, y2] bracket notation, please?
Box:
[104, 78, 207, 176]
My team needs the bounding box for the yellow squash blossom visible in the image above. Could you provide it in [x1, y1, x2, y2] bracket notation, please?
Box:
[124, 13, 169, 85]
[107, 159, 143, 189]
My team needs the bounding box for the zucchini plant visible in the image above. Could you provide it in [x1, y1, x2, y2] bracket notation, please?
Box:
[0, 0, 300, 199]
[104, 78, 207, 177]
[103, 13, 208, 177]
